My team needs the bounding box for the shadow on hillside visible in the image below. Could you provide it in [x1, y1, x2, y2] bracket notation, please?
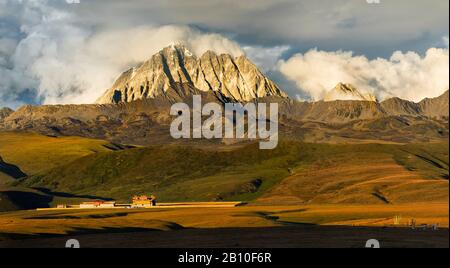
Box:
[102, 143, 137, 151]
[0, 187, 115, 212]
[33, 187, 115, 201]
[0, 191, 52, 210]
[0, 158, 27, 179]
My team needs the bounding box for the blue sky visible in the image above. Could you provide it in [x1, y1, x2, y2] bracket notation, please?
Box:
[0, 0, 448, 107]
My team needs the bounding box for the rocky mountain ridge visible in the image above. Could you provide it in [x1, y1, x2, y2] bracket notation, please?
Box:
[0, 108, 14, 122]
[96, 44, 287, 104]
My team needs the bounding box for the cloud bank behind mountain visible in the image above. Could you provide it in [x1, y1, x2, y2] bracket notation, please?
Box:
[0, 0, 448, 107]
[0, 0, 243, 107]
[279, 44, 449, 102]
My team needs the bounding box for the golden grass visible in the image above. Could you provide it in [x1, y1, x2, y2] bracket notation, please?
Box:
[258, 153, 448, 204]
[0, 203, 447, 239]
[269, 203, 449, 227]
[0, 131, 113, 175]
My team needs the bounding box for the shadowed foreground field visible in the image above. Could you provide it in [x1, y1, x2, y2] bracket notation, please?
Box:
[0, 203, 448, 248]
[1, 225, 448, 248]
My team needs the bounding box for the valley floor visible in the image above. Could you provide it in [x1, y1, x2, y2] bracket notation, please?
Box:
[0, 203, 448, 248]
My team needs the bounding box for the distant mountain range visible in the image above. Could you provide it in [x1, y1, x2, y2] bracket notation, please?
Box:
[0, 45, 448, 145]
[0, 89, 447, 145]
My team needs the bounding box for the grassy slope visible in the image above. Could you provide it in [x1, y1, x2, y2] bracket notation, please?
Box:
[0, 131, 126, 211]
[258, 150, 448, 205]
[22, 142, 305, 202]
[393, 143, 449, 180]
[0, 173, 13, 186]
[20, 140, 449, 205]
[0, 131, 119, 175]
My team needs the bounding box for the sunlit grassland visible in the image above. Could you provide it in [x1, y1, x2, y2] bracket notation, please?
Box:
[0, 203, 447, 240]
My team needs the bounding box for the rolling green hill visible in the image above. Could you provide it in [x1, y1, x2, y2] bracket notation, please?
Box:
[0, 131, 128, 175]
[18, 140, 449, 205]
[0, 131, 447, 209]
[0, 131, 131, 211]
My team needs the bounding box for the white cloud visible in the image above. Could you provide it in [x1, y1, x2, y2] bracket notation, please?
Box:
[0, 0, 244, 106]
[243, 45, 290, 73]
[106, 0, 448, 52]
[17, 24, 244, 105]
[279, 46, 449, 102]
[0, 38, 17, 67]
[443, 36, 449, 47]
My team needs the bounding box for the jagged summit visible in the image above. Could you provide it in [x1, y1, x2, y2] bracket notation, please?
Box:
[419, 90, 449, 118]
[96, 44, 287, 104]
[324, 83, 377, 102]
[166, 42, 194, 57]
[0, 107, 14, 121]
